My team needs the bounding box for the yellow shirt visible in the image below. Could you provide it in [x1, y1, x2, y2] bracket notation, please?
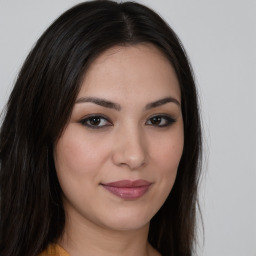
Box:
[39, 244, 70, 256]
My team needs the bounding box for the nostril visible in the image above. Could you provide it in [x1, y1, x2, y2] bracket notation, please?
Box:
[111, 129, 147, 169]
[113, 149, 147, 170]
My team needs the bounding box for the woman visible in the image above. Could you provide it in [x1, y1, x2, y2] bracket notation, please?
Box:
[0, 1, 202, 256]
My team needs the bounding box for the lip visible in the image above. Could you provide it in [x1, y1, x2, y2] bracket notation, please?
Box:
[101, 179, 152, 200]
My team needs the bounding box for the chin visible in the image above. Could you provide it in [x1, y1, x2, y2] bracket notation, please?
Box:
[97, 208, 155, 232]
[103, 219, 150, 232]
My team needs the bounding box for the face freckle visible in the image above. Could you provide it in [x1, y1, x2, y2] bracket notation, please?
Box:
[54, 43, 184, 232]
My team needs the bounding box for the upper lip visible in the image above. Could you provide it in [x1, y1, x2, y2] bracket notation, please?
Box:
[102, 179, 152, 188]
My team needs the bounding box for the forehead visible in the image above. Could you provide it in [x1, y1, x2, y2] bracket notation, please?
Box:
[78, 43, 181, 102]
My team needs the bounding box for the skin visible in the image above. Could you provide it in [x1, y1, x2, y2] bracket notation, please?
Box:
[54, 43, 184, 256]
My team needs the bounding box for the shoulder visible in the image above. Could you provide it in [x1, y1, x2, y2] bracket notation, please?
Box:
[38, 244, 70, 256]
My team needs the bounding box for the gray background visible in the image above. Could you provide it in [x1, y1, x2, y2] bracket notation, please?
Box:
[0, 1, 255, 255]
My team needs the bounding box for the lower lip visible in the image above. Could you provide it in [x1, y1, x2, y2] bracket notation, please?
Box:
[102, 185, 151, 200]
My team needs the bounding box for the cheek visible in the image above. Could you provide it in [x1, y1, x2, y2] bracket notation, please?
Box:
[53, 127, 106, 207]
[149, 128, 184, 192]
[54, 126, 107, 178]
[152, 132, 184, 170]
[143, 130, 184, 217]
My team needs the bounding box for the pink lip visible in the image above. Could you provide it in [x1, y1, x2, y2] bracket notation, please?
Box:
[101, 180, 152, 200]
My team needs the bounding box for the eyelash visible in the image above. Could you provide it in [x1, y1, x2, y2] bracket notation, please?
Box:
[145, 114, 176, 127]
[79, 114, 176, 129]
[79, 114, 112, 129]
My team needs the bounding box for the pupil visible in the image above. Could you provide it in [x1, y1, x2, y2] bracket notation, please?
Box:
[90, 117, 101, 125]
[152, 117, 161, 124]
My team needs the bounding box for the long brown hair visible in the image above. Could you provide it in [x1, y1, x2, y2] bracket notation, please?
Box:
[0, 1, 202, 255]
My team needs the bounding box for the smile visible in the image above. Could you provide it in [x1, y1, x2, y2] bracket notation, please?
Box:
[101, 180, 152, 200]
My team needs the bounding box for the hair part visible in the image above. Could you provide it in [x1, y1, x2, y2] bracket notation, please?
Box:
[0, 1, 202, 256]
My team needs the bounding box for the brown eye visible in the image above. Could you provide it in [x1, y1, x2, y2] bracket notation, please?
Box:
[151, 117, 162, 125]
[89, 117, 101, 126]
[146, 115, 176, 127]
[80, 115, 112, 129]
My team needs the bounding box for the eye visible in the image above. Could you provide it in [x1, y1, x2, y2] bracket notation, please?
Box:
[79, 115, 112, 129]
[146, 115, 176, 127]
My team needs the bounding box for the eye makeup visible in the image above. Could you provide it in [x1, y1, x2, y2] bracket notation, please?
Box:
[146, 114, 176, 128]
[78, 113, 176, 130]
[79, 114, 112, 129]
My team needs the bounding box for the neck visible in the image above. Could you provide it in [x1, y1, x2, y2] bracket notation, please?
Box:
[58, 208, 159, 256]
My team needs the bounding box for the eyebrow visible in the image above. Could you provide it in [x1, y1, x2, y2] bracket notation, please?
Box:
[145, 97, 180, 110]
[75, 97, 121, 111]
[75, 96, 180, 111]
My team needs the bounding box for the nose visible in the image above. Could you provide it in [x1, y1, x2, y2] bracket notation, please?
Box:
[112, 125, 147, 170]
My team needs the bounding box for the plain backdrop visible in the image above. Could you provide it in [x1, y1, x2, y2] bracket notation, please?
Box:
[0, 1, 255, 255]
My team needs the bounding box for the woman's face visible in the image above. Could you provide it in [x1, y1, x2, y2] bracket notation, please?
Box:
[54, 44, 184, 231]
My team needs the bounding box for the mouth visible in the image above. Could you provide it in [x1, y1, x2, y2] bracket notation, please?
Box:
[101, 180, 152, 200]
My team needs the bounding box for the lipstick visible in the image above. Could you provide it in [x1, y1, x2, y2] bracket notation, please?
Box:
[101, 180, 152, 200]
